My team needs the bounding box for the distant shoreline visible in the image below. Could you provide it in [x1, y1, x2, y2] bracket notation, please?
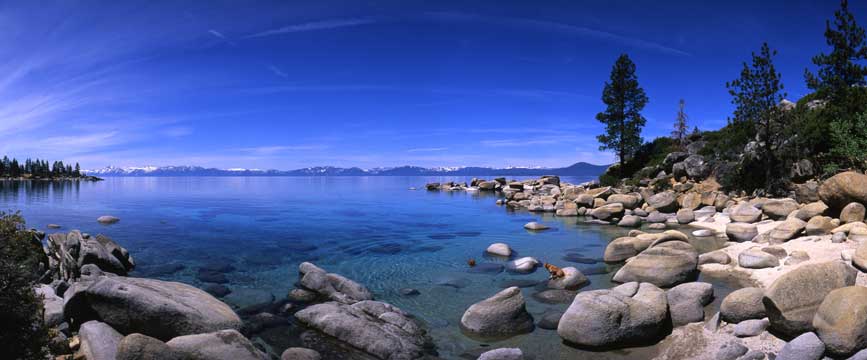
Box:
[0, 176, 103, 181]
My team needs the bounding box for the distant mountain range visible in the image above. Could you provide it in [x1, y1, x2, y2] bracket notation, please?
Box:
[84, 162, 609, 177]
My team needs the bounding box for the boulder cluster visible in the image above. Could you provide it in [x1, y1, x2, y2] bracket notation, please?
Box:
[36, 230, 437, 360]
[430, 170, 867, 359]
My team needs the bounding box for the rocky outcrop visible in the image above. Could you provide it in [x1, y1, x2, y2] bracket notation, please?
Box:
[166, 330, 268, 360]
[297, 262, 373, 304]
[64, 276, 242, 341]
[557, 282, 668, 348]
[460, 287, 534, 338]
[47, 231, 135, 280]
[818, 171, 867, 211]
[763, 261, 857, 338]
[547, 267, 588, 290]
[295, 300, 435, 359]
[813, 286, 867, 357]
[612, 241, 698, 287]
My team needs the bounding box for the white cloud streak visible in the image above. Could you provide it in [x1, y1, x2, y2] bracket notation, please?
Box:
[246, 17, 381, 38]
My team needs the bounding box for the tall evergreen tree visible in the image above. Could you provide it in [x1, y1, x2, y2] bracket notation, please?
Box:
[671, 99, 689, 149]
[74, 163, 81, 177]
[727, 43, 789, 194]
[804, 0, 867, 171]
[596, 54, 648, 177]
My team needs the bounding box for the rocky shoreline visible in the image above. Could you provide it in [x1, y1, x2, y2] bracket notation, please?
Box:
[426, 170, 867, 359]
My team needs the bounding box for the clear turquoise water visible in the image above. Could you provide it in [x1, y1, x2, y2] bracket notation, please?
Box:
[0, 177, 733, 359]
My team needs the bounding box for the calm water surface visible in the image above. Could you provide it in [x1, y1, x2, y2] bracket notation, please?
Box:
[0, 177, 734, 359]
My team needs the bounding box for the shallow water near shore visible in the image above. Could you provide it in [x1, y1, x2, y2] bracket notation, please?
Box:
[0, 177, 737, 359]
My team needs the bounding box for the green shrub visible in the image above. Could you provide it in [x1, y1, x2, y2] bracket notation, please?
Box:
[0, 211, 49, 360]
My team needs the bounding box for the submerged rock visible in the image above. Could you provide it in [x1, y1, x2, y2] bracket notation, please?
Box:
[460, 287, 534, 338]
[166, 329, 268, 360]
[477, 348, 524, 360]
[295, 300, 435, 359]
[297, 262, 373, 304]
[117, 333, 181, 360]
[97, 215, 120, 224]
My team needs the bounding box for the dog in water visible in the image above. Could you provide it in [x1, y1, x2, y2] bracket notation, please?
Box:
[544, 263, 565, 279]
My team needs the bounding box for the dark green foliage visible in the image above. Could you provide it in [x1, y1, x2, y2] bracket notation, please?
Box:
[596, 54, 649, 176]
[726, 43, 789, 195]
[0, 212, 49, 360]
[0, 156, 83, 179]
[598, 137, 676, 185]
[800, 0, 867, 173]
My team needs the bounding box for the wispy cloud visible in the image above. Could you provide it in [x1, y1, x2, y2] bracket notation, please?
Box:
[162, 126, 193, 138]
[239, 145, 330, 156]
[208, 29, 237, 46]
[424, 12, 691, 57]
[268, 65, 288, 78]
[481, 135, 582, 147]
[246, 17, 382, 38]
[407, 147, 448, 152]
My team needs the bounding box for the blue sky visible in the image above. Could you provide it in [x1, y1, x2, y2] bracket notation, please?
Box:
[0, 1, 862, 169]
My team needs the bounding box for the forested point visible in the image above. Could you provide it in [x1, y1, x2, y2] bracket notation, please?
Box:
[0, 156, 99, 180]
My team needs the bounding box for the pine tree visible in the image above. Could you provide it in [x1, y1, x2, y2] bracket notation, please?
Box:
[805, 0, 867, 171]
[671, 99, 689, 148]
[596, 54, 649, 177]
[805, 0, 867, 99]
[10, 159, 20, 178]
[727, 43, 789, 194]
[74, 163, 81, 177]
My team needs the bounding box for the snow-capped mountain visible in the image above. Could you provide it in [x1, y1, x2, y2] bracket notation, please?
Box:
[83, 162, 608, 177]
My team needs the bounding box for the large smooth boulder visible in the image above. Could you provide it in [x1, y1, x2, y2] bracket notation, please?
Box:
[854, 242, 867, 272]
[612, 241, 698, 287]
[676, 209, 695, 224]
[818, 171, 867, 211]
[557, 282, 668, 348]
[79, 320, 123, 360]
[281, 348, 321, 360]
[769, 218, 806, 243]
[590, 203, 624, 221]
[794, 201, 829, 221]
[813, 286, 867, 357]
[460, 287, 534, 338]
[607, 194, 641, 209]
[166, 330, 268, 360]
[648, 192, 678, 213]
[35, 284, 64, 327]
[738, 248, 779, 269]
[763, 261, 857, 338]
[776, 332, 825, 360]
[720, 288, 766, 324]
[762, 199, 800, 220]
[603, 231, 688, 262]
[666, 282, 714, 326]
[523, 222, 549, 231]
[297, 262, 373, 304]
[805, 216, 835, 235]
[117, 334, 181, 360]
[295, 300, 435, 359]
[730, 204, 762, 223]
[64, 276, 242, 341]
[505, 257, 539, 274]
[841, 202, 867, 224]
[477, 348, 523, 360]
[617, 215, 642, 227]
[726, 223, 758, 242]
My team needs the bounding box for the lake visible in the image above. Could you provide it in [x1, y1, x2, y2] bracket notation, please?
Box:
[0, 176, 734, 359]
